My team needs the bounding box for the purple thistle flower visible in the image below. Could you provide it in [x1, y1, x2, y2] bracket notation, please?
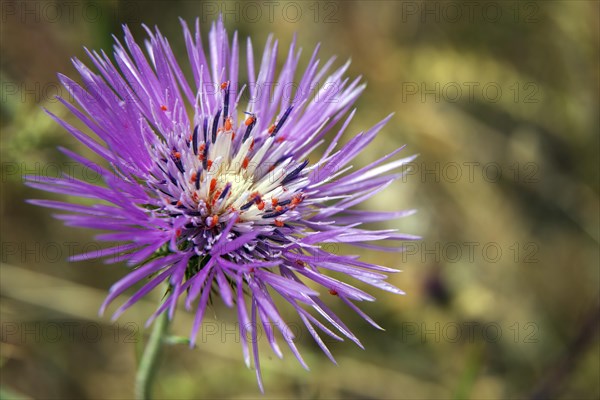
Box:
[26, 17, 417, 391]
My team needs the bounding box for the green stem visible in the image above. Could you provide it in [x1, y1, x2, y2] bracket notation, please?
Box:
[135, 311, 170, 400]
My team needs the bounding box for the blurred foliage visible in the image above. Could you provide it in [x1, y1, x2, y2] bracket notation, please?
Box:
[1, 1, 598, 399]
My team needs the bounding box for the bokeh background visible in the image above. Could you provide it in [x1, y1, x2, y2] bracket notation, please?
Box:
[1, 1, 598, 399]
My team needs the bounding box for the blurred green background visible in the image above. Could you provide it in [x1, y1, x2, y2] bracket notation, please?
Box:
[1, 1, 598, 399]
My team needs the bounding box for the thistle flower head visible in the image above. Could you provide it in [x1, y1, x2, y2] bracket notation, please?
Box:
[27, 16, 417, 390]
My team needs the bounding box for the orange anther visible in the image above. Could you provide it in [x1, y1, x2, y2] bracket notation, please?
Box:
[257, 200, 265, 211]
[209, 215, 219, 227]
[242, 157, 249, 169]
[224, 117, 233, 131]
[268, 124, 276, 135]
[275, 219, 284, 227]
[210, 178, 217, 192]
[212, 190, 221, 204]
[329, 289, 338, 296]
[271, 198, 278, 206]
[221, 81, 229, 90]
[291, 194, 303, 205]
[245, 116, 255, 126]
[160, 105, 168, 111]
